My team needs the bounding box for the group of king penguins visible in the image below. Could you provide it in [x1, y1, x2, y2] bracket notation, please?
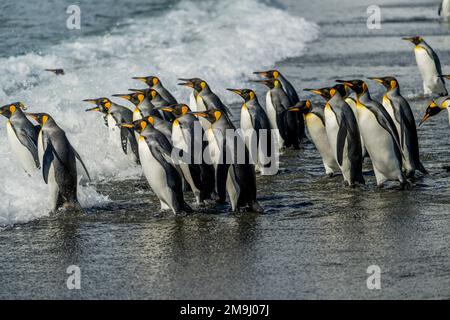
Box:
[1, 34, 449, 215]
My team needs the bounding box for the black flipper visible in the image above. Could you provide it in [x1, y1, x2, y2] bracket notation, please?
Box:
[71, 147, 91, 181]
[42, 140, 55, 184]
[336, 121, 348, 167]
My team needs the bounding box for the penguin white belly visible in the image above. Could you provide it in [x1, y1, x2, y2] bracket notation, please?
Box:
[107, 114, 122, 149]
[305, 113, 339, 175]
[189, 92, 198, 112]
[6, 122, 37, 174]
[265, 92, 283, 150]
[138, 139, 177, 213]
[172, 124, 200, 202]
[448, 106, 450, 125]
[357, 106, 402, 184]
[37, 130, 45, 166]
[441, 0, 450, 19]
[205, 128, 221, 165]
[415, 47, 444, 95]
[48, 163, 60, 211]
[240, 107, 258, 168]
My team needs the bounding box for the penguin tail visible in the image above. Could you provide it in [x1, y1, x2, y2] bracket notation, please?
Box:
[417, 162, 429, 175]
[250, 201, 264, 214]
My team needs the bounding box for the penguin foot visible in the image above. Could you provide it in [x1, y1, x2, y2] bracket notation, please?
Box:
[400, 181, 413, 191]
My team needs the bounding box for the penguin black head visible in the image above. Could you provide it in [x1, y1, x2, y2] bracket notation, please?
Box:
[253, 70, 281, 79]
[178, 78, 207, 92]
[83, 97, 111, 113]
[287, 100, 312, 114]
[132, 76, 160, 87]
[0, 102, 26, 118]
[336, 80, 368, 96]
[26, 112, 52, 126]
[226, 88, 256, 102]
[157, 104, 190, 117]
[122, 117, 155, 134]
[303, 87, 332, 101]
[368, 76, 399, 91]
[419, 100, 442, 126]
[190, 109, 223, 124]
[402, 36, 424, 46]
[112, 92, 145, 107]
[251, 78, 281, 90]
[332, 84, 350, 98]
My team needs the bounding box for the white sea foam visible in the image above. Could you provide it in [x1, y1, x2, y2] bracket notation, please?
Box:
[0, 0, 318, 225]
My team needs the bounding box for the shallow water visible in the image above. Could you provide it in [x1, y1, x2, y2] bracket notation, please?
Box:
[0, 0, 449, 299]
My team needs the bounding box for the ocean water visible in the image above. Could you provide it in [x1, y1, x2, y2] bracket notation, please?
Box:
[0, 0, 449, 299]
[0, 0, 318, 225]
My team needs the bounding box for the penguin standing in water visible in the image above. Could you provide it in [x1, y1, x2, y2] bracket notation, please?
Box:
[157, 104, 216, 203]
[253, 70, 305, 142]
[27, 113, 91, 212]
[0, 102, 40, 174]
[305, 86, 364, 186]
[83, 97, 139, 163]
[123, 118, 191, 214]
[132, 75, 178, 105]
[369, 76, 428, 176]
[419, 97, 450, 126]
[287, 100, 340, 176]
[192, 109, 262, 212]
[178, 78, 232, 116]
[403, 36, 448, 96]
[252, 78, 299, 150]
[226, 88, 275, 175]
[336, 80, 408, 188]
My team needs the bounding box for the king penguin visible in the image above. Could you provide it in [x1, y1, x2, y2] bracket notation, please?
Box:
[133, 75, 178, 105]
[123, 118, 191, 214]
[252, 78, 299, 150]
[253, 69, 305, 141]
[191, 109, 262, 212]
[287, 100, 340, 176]
[369, 76, 428, 176]
[178, 78, 232, 117]
[419, 97, 450, 126]
[403, 36, 448, 96]
[129, 88, 174, 122]
[157, 104, 216, 203]
[305, 86, 364, 186]
[0, 102, 40, 174]
[226, 88, 275, 175]
[336, 80, 408, 188]
[27, 112, 91, 212]
[83, 97, 139, 162]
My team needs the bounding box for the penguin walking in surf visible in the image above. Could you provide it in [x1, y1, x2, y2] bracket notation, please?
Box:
[128, 88, 175, 122]
[287, 100, 340, 177]
[369, 76, 428, 176]
[305, 86, 364, 186]
[253, 69, 305, 142]
[192, 109, 262, 212]
[83, 97, 139, 163]
[133, 75, 178, 105]
[27, 113, 91, 212]
[178, 78, 232, 117]
[112, 91, 159, 122]
[123, 118, 191, 214]
[336, 79, 408, 188]
[157, 104, 216, 203]
[0, 102, 40, 175]
[403, 36, 448, 96]
[252, 78, 299, 150]
[226, 88, 275, 175]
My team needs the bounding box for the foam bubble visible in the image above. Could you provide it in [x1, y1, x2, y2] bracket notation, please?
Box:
[0, 0, 318, 225]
